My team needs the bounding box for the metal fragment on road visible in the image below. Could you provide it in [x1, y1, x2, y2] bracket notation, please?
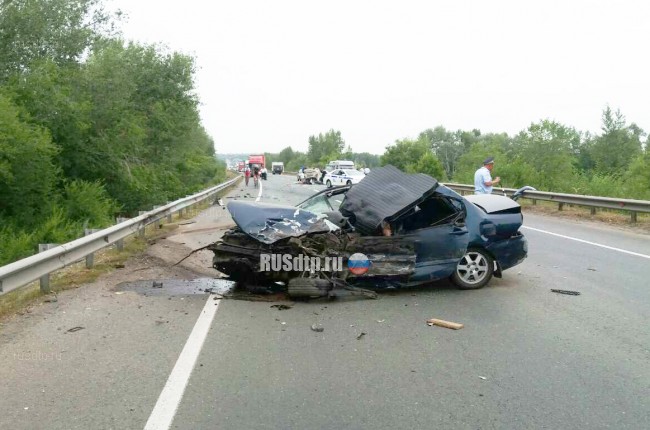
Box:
[66, 326, 85, 333]
[551, 289, 581, 296]
[310, 324, 324, 332]
[356, 332, 366, 340]
[270, 304, 293, 310]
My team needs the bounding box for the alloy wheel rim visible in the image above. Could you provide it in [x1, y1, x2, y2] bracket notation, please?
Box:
[457, 252, 488, 284]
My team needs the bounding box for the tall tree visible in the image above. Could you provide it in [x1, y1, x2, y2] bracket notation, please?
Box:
[590, 107, 643, 175]
[307, 129, 345, 166]
[0, 0, 118, 81]
[419, 126, 463, 179]
[514, 120, 579, 190]
[0, 93, 60, 225]
[381, 138, 446, 179]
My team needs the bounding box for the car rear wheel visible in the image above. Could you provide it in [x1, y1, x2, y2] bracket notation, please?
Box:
[326, 180, 332, 188]
[451, 249, 494, 289]
[346, 180, 352, 185]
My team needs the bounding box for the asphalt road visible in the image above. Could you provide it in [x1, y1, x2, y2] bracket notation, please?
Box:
[1, 173, 649, 430]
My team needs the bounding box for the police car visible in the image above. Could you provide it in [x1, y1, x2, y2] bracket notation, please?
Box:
[324, 169, 365, 187]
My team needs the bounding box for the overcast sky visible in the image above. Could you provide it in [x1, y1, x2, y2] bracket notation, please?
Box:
[108, 0, 648, 155]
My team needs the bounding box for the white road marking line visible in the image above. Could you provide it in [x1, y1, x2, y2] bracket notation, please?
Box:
[144, 297, 221, 430]
[522, 226, 650, 260]
[255, 177, 263, 202]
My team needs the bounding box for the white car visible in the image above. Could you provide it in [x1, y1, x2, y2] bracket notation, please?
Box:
[324, 169, 365, 187]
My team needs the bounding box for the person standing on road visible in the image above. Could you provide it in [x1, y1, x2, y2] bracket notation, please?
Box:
[474, 157, 500, 194]
[244, 166, 251, 186]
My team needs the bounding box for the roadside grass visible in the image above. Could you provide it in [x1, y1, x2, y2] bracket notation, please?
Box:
[0, 191, 229, 321]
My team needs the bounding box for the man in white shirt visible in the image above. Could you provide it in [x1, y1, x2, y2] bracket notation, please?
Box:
[474, 157, 500, 194]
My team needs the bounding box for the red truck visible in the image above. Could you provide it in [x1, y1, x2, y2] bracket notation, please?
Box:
[248, 154, 265, 169]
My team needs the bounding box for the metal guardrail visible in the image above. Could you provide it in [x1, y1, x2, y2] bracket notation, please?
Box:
[443, 183, 650, 222]
[0, 177, 241, 296]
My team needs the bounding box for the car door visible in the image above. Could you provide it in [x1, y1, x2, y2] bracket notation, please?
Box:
[396, 198, 470, 282]
[404, 223, 469, 281]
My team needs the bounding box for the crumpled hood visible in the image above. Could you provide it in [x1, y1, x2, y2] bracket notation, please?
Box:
[227, 200, 339, 244]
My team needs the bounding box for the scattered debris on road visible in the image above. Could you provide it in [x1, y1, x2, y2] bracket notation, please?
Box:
[270, 304, 293, 310]
[587, 267, 597, 271]
[479, 376, 487, 380]
[310, 324, 324, 332]
[551, 289, 581, 296]
[66, 326, 85, 333]
[178, 220, 196, 226]
[356, 332, 366, 340]
[426, 318, 464, 330]
[44, 294, 58, 303]
[152, 281, 163, 288]
[114, 264, 125, 269]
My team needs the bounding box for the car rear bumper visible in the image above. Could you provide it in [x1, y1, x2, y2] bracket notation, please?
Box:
[485, 232, 528, 272]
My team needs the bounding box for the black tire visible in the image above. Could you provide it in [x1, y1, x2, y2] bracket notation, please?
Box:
[450, 248, 494, 290]
[346, 180, 352, 185]
[326, 180, 332, 188]
[288, 278, 331, 299]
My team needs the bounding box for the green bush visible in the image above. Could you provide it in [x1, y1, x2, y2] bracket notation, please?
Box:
[62, 180, 121, 227]
[0, 224, 36, 266]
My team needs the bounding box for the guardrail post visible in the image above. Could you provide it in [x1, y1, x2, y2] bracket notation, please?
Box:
[532, 199, 537, 205]
[138, 211, 147, 237]
[84, 229, 102, 268]
[152, 205, 164, 228]
[558, 202, 564, 211]
[166, 202, 173, 223]
[590, 207, 596, 215]
[115, 217, 129, 250]
[38, 244, 58, 293]
[631, 212, 637, 223]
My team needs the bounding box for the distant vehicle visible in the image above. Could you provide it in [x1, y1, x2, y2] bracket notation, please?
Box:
[248, 154, 265, 170]
[272, 162, 284, 174]
[237, 161, 246, 172]
[324, 169, 365, 187]
[298, 167, 322, 184]
[325, 160, 355, 171]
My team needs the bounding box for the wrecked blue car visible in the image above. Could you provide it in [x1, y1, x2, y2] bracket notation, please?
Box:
[210, 165, 528, 298]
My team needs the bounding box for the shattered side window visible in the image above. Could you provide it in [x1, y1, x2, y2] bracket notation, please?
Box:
[298, 195, 333, 215]
[328, 194, 345, 210]
[398, 196, 460, 232]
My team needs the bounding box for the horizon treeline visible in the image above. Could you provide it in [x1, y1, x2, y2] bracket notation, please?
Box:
[0, 0, 225, 265]
[267, 107, 648, 199]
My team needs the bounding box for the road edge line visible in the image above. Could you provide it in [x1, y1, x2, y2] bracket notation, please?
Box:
[255, 177, 263, 202]
[522, 226, 650, 260]
[143, 296, 221, 430]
